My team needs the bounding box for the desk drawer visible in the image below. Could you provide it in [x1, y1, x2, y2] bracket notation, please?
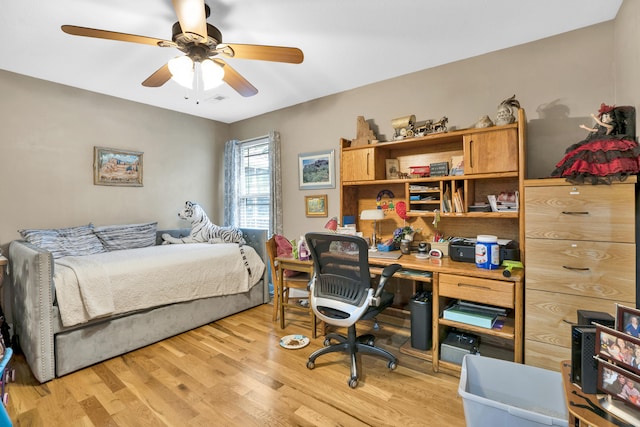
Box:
[438, 273, 514, 308]
[525, 184, 635, 243]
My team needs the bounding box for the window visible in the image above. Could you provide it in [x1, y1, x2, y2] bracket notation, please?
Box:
[224, 132, 281, 236]
[238, 138, 270, 230]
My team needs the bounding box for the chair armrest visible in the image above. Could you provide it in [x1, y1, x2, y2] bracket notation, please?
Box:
[374, 263, 402, 298]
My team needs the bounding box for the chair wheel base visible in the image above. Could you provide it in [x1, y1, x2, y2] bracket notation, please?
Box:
[306, 360, 315, 370]
[348, 377, 358, 388]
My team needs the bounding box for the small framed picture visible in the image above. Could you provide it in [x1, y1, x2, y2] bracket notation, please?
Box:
[305, 194, 328, 217]
[385, 159, 400, 179]
[597, 357, 640, 409]
[596, 323, 640, 375]
[617, 304, 640, 338]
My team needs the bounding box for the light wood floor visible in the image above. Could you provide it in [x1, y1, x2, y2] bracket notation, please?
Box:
[6, 303, 466, 426]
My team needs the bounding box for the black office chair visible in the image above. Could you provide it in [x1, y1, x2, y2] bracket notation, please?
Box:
[304, 232, 402, 388]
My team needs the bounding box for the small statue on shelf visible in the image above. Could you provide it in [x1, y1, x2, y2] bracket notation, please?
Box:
[473, 115, 494, 128]
[495, 95, 520, 125]
[551, 103, 640, 184]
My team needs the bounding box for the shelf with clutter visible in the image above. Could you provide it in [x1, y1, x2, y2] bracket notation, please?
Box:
[339, 104, 526, 374]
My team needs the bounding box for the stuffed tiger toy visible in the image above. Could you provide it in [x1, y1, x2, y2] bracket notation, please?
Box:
[162, 201, 251, 274]
[162, 201, 245, 244]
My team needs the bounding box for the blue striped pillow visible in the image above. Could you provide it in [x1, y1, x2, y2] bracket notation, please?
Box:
[94, 222, 157, 251]
[19, 224, 106, 259]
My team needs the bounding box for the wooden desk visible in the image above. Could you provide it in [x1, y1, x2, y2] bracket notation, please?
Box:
[277, 252, 523, 374]
[560, 360, 622, 427]
[367, 253, 523, 373]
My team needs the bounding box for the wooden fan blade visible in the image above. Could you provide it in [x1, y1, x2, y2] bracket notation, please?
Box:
[142, 63, 172, 87]
[172, 0, 207, 39]
[214, 59, 258, 97]
[221, 43, 304, 64]
[61, 25, 173, 47]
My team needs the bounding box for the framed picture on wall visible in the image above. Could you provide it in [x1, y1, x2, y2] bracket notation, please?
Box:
[305, 195, 328, 217]
[298, 149, 335, 189]
[94, 147, 143, 187]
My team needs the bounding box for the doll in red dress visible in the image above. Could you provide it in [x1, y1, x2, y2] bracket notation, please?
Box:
[551, 104, 640, 184]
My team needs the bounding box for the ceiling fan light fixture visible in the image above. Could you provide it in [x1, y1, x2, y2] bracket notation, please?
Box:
[200, 59, 224, 90]
[168, 55, 194, 89]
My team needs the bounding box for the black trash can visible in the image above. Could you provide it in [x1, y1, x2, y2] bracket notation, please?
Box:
[409, 292, 432, 350]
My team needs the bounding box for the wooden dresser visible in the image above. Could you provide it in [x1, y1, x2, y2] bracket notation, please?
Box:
[523, 177, 637, 371]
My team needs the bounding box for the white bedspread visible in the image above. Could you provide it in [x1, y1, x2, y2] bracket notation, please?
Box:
[53, 243, 265, 327]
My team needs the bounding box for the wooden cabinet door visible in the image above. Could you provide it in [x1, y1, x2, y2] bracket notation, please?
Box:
[341, 148, 376, 181]
[463, 128, 518, 174]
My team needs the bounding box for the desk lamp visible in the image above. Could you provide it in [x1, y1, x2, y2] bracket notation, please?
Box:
[360, 209, 385, 251]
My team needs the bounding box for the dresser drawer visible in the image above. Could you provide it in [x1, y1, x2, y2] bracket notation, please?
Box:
[438, 274, 514, 308]
[525, 290, 631, 350]
[525, 183, 635, 243]
[525, 339, 568, 372]
[525, 239, 636, 298]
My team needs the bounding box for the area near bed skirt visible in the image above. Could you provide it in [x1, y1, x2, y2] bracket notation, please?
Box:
[53, 243, 265, 327]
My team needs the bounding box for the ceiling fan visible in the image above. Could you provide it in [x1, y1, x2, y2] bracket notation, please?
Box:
[61, 0, 304, 97]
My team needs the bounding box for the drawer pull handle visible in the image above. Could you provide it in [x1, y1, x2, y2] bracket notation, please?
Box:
[562, 265, 590, 271]
[457, 283, 491, 290]
[561, 211, 589, 215]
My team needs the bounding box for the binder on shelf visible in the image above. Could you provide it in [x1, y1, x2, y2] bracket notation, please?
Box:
[443, 303, 498, 329]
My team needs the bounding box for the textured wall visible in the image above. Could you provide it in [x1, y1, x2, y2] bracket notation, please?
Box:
[0, 71, 229, 250]
[230, 22, 622, 240]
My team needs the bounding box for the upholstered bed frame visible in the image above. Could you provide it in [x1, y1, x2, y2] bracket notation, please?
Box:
[6, 228, 268, 383]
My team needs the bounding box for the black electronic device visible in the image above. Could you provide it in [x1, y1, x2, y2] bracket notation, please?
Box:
[449, 238, 520, 263]
[577, 310, 615, 328]
[440, 331, 479, 365]
[571, 325, 598, 394]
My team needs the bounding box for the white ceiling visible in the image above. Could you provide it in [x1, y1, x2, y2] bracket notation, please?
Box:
[0, 0, 622, 124]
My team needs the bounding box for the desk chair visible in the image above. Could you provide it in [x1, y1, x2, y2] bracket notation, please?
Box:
[266, 236, 318, 338]
[304, 232, 401, 388]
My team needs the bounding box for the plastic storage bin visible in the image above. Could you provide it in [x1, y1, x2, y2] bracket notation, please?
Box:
[458, 355, 568, 427]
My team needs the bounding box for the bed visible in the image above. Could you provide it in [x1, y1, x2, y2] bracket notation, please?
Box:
[5, 228, 268, 383]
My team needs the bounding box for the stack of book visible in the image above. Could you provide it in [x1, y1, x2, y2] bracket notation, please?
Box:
[443, 301, 507, 329]
[452, 187, 465, 213]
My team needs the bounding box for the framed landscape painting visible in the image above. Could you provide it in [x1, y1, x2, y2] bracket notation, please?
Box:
[298, 149, 335, 190]
[94, 147, 143, 187]
[305, 195, 328, 217]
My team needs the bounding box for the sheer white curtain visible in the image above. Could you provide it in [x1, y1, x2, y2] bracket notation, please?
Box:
[223, 131, 282, 236]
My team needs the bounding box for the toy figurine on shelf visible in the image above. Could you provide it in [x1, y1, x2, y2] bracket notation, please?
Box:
[551, 103, 640, 184]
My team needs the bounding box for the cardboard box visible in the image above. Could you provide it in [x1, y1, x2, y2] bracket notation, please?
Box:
[430, 241, 450, 257]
